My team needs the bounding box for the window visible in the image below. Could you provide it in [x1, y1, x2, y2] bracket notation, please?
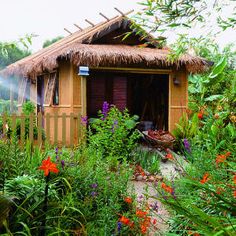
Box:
[25, 78, 31, 102]
[18, 77, 29, 105]
[53, 73, 59, 105]
[44, 72, 58, 106]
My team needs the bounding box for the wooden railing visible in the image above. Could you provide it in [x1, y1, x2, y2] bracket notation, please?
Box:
[0, 112, 83, 147]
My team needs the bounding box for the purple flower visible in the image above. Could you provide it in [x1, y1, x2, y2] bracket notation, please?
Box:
[55, 147, 58, 154]
[81, 116, 88, 125]
[183, 138, 191, 153]
[91, 183, 98, 189]
[91, 191, 98, 197]
[102, 101, 110, 119]
[150, 201, 159, 212]
[117, 221, 122, 233]
[112, 120, 118, 133]
[137, 194, 144, 203]
[61, 160, 65, 169]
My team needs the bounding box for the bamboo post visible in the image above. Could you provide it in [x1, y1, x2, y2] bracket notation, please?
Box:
[62, 113, 66, 146]
[2, 113, 7, 137]
[77, 113, 82, 143]
[29, 113, 34, 144]
[46, 113, 50, 144]
[38, 112, 43, 146]
[54, 112, 58, 146]
[20, 114, 25, 149]
[11, 113, 16, 131]
[70, 113, 74, 147]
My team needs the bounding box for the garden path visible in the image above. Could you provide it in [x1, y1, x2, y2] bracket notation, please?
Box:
[130, 159, 185, 235]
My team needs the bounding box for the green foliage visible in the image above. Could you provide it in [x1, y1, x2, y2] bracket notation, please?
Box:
[0, 107, 145, 235]
[22, 101, 36, 115]
[131, 147, 160, 174]
[0, 42, 31, 69]
[42, 36, 63, 48]
[88, 105, 140, 162]
[0, 100, 17, 114]
[156, 43, 236, 235]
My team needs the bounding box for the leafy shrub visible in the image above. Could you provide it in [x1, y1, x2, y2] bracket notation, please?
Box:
[88, 102, 140, 162]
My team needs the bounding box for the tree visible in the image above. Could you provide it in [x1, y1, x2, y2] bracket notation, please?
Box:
[42, 36, 63, 48]
[129, 1, 236, 50]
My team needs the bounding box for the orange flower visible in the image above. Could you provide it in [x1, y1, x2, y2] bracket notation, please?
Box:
[165, 153, 174, 160]
[161, 183, 173, 194]
[136, 209, 148, 218]
[234, 191, 236, 199]
[124, 197, 132, 204]
[234, 175, 236, 185]
[140, 224, 147, 234]
[216, 152, 231, 164]
[119, 215, 130, 226]
[200, 173, 210, 184]
[197, 112, 203, 119]
[39, 157, 59, 176]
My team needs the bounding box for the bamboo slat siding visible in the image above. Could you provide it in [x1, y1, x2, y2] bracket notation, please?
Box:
[0, 112, 82, 147]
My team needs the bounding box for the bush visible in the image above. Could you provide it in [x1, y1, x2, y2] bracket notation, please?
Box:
[88, 102, 140, 162]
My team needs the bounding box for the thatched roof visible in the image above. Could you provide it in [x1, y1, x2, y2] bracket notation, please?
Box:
[0, 14, 209, 77]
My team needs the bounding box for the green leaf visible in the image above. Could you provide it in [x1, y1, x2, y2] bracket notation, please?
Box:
[204, 95, 224, 102]
[209, 57, 227, 79]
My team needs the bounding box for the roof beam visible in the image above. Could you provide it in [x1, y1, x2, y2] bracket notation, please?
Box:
[85, 19, 95, 27]
[74, 23, 83, 31]
[99, 12, 110, 22]
[64, 28, 72, 35]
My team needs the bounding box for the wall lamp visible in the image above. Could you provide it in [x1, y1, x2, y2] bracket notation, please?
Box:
[173, 76, 180, 86]
[78, 66, 89, 76]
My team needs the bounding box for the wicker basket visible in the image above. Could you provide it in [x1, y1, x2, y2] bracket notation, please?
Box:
[142, 130, 175, 149]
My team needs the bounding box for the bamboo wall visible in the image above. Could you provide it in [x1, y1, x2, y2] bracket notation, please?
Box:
[25, 61, 188, 144]
[169, 70, 188, 131]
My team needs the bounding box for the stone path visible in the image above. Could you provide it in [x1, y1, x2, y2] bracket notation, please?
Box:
[129, 159, 186, 235]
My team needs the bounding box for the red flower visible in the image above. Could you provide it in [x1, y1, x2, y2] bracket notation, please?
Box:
[216, 152, 231, 165]
[234, 191, 236, 199]
[152, 219, 157, 225]
[234, 175, 236, 185]
[124, 197, 132, 204]
[119, 216, 134, 227]
[197, 112, 203, 119]
[39, 157, 59, 176]
[165, 153, 174, 160]
[161, 183, 173, 194]
[200, 173, 210, 184]
[136, 209, 148, 218]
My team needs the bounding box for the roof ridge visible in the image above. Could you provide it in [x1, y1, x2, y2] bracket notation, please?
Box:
[5, 14, 126, 71]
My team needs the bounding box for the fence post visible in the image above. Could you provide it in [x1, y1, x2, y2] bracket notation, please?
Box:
[29, 113, 34, 144]
[46, 113, 50, 144]
[70, 113, 74, 148]
[77, 113, 82, 144]
[2, 113, 7, 138]
[20, 114, 25, 149]
[54, 112, 58, 146]
[62, 113, 66, 146]
[12, 113, 16, 132]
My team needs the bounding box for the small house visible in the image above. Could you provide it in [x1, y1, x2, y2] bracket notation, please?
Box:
[0, 13, 208, 145]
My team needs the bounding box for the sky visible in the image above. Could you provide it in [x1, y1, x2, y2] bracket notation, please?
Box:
[0, 0, 140, 51]
[0, 0, 235, 52]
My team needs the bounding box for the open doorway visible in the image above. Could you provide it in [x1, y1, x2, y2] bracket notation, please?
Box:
[87, 71, 169, 130]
